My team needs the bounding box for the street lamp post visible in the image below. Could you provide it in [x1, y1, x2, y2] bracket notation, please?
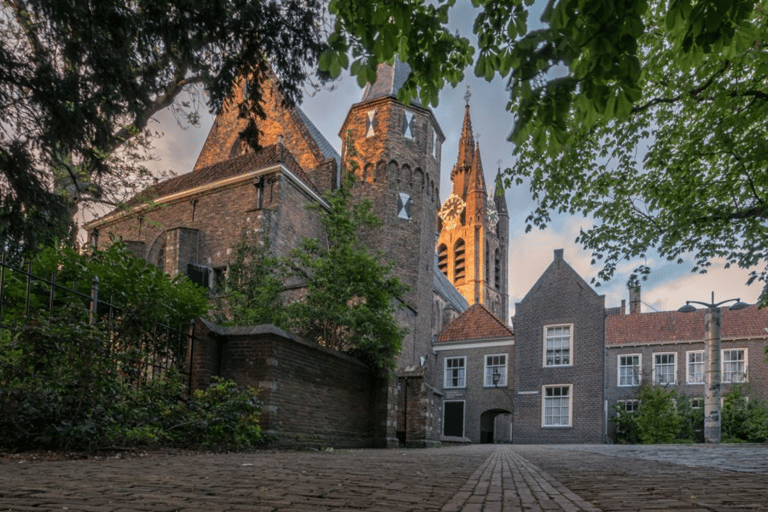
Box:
[678, 293, 749, 443]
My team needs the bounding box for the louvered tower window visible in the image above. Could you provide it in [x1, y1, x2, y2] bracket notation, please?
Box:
[438, 244, 448, 277]
[495, 248, 501, 290]
[454, 239, 466, 282]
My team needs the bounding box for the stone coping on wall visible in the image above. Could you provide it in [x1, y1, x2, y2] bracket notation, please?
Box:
[197, 318, 369, 370]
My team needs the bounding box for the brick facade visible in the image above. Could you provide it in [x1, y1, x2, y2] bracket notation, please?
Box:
[513, 249, 606, 444]
[192, 319, 379, 448]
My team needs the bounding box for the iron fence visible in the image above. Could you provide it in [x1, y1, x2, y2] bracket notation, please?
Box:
[0, 251, 195, 390]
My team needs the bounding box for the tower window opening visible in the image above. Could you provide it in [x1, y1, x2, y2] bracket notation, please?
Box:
[454, 239, 466, 282]
[495, 248, 501, 290]
[438, 244, 448, 277]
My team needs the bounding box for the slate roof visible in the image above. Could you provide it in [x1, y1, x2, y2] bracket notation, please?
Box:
[606, 305, 768, 346]
[124, 144, 312, 207]
[360, 57, 421, 105]
[433, 254, 470, 314]
[437, 303, 513, 343]
[295, 106, 341, 168]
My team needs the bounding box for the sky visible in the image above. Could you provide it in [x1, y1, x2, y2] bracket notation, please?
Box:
[123, 4, 763, 321]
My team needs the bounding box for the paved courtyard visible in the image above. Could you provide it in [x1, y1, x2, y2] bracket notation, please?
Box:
[1, 443, 767, 511]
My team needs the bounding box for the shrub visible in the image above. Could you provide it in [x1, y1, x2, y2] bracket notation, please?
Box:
[634, 385, 680, 444]
[722, 385, 768, 443]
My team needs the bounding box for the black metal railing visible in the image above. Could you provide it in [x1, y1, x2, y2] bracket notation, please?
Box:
[0, 251, 195, 390]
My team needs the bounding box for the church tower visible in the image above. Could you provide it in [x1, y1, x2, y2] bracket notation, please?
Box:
[436, 100, 509, 323]
[338, 59, 444, 371]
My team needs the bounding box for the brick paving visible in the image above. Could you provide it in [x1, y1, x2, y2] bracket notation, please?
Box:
[1, 444, 767, 511]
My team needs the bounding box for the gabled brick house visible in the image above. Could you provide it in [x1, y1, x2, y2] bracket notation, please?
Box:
[433, 303, 515, 443]
[513, 249, 606, 444]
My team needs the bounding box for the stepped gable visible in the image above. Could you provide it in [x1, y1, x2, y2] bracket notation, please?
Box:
[127, 144, 311, 207]
[437, 303, 513, 343]
[606, 305, 768, 346]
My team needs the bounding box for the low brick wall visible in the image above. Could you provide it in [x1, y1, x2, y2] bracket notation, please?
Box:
[192, 319, 380, 449]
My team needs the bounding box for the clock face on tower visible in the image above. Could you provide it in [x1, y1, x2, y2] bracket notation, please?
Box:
[439, 194, 465, 230]
[486, 197, 499, 227]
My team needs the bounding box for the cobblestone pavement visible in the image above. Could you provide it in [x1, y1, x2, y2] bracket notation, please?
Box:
[1, 444, 767, 511]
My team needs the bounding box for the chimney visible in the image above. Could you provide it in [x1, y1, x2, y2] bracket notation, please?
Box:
[554, 248, 564, 261]
[629, 285, 641, 314]
[621, 299, 626, 315]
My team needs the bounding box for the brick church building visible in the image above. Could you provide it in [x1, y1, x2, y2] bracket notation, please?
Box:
[87, 60, 768, 446]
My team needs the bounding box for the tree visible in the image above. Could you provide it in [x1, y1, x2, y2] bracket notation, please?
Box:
[634, 385, 680, 444]
[285, 172, 409, 373]
[210, 232, 289, 328]
[1, 0, 328, 251]
[323, 0, 768, 305]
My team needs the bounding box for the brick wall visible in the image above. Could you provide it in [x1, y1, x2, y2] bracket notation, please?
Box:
[192, 320, 381, 449]
[606, 338, 768, 439]
[91, 169, 325, 283]
[340, 97, 441, 376]
[436, 343, 515, 443]
[194, 75, 329, 177]
[513, 249, 606, 444]
[396, 368, 443, 447]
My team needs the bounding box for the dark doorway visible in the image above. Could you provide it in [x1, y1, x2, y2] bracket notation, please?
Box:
[444, 401, 465, 437]
[480, 409, 512, 443]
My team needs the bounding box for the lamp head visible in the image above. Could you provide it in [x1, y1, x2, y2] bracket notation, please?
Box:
[728, 301, 750, 311]
[678, 304, 697, 313]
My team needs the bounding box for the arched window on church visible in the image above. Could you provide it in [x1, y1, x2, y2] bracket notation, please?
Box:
[147, 231, 168, 274]
[438, 244, 448, 278]
[495, 248, 501, 290]
[454, 239, 466, 282]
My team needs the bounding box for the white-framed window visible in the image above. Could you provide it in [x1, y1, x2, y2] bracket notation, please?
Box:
[484, 354, 507, 387]
[690, 398, 704, 409]
[543, 324, 573, 367]
[722, 349, 747, 383]
[687, 350, 705, 384]
[618, 354, 641, 387]
[617, 399, 639, 413]
[444, 357, 466, 388]
[654, 353, 677, 385]
[366, 110, 376, 137]
[543, 385, 572, 427]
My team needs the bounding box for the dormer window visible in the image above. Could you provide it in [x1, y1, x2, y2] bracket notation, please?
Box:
[366, 110, 376, 137]
[403, 111, 415, 140]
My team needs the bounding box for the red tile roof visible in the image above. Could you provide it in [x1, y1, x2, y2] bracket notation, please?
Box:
[437, 303, 513, 343]
[606, 305, 768, 346]
[126, 144, 312, 207]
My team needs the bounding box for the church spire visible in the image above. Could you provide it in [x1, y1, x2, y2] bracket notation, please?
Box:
[470, 141, 486, 192]
[452, 103, 475, 180]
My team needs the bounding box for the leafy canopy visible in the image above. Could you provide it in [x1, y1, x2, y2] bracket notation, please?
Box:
[0, 0, 328, 251]
[324, 0, 768, 304]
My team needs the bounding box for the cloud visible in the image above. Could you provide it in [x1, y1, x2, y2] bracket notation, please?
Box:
[642, 260, 762, 312]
